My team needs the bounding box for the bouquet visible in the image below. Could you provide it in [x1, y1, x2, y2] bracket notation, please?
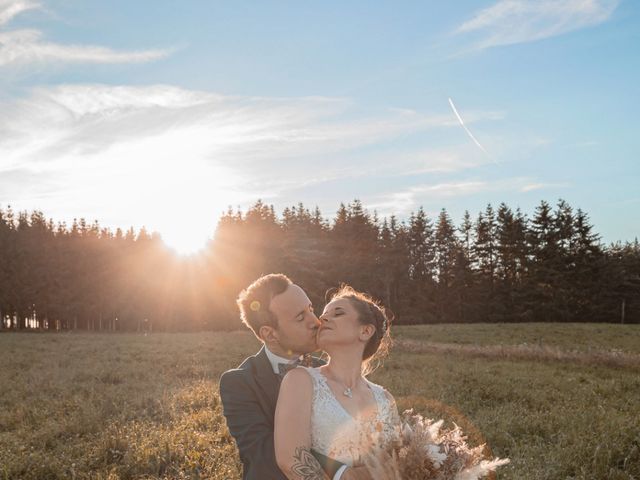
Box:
[364, 409, 510, 480]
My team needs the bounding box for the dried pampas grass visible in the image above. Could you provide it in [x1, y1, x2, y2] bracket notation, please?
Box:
[364, 410, 509, 480]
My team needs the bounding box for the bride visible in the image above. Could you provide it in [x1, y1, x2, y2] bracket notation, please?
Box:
[275, 286, 400, 480]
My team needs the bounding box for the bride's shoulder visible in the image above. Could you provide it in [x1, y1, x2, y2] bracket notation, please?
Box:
[280, 366, 314, 391]
[297, 365, 323, 377]
[382, 388, 396, 404]
[365, 379, 396, 402]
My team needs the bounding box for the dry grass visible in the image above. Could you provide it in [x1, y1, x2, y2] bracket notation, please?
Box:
[0, 332, 248, 480]
[394, 338, 640, 369]
[0, 324, 639, 479]
[394, 323, 640, 354]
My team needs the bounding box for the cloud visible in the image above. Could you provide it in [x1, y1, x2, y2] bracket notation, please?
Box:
[0, 1, 171, 67]
[371, 148, 490, 177]
[521, 182, 570, 192]
[454, 0, 619, 51]
[0, 0, 39, 26]
[0, 84, 499, 233]
[370, 181, 491, 214]
[370, 177, 570, 215]
[0, 84, 450, 171]
[0, 29, 170, 66]
[570, 140, 599, 148]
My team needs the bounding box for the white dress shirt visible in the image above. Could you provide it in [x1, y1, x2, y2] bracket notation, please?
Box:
[264, 344, 300, 374]
[264, 345, 347, 480]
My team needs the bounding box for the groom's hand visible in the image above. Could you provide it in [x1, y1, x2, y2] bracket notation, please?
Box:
[341, 466, 373, 480]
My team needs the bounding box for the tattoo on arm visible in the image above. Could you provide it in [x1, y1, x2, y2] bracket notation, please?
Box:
[291, 446, 327, 480]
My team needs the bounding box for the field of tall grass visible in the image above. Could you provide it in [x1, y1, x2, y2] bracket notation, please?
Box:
[0, 324, 638, 479]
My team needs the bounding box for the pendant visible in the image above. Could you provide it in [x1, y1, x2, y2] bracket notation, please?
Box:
[343, 387, 353, 398]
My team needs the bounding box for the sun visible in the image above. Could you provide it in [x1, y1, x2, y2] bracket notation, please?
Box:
[161, 227, 210, 256]
[103, 139, 245, 256]
[147, 191, 217, 256]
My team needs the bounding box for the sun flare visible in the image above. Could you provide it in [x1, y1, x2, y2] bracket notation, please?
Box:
[161, 228, 210, 256]
[104, 142, 246, 256]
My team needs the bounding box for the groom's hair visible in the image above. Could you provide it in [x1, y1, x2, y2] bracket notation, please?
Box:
[237, 274, 292, 340]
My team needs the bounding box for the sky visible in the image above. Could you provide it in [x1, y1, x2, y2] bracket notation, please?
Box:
[0, 0, 638, 253]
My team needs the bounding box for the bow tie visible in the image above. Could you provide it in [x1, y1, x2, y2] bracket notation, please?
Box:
[277, 361, 300, 377]
[277, 354, 312, 377]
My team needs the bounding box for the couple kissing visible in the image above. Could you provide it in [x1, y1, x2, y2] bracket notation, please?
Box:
[219, 273, 398, 480]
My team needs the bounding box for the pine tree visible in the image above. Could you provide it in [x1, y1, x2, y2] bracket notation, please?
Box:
[1, 199, 637, 330]
[453, 211, 479, 322]
[0, 207, 14, 329]
[343, 200, 380, 290]
[472, 205, 498, 320]
[474, 204, 497, 285]
[377, 216, 409, 316]
[566, 208, 603, 320]
[434, 208, 459, 321]
[460, 210, 474, 260]
[526, 200, 564, 320]
[406, 207, 436, 321]
[311, 206, 328, 234]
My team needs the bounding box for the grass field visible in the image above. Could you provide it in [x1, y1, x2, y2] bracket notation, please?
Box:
[0, 324, 639, 479]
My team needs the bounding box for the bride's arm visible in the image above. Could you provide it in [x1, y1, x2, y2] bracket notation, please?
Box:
[275, 367, 328, 480]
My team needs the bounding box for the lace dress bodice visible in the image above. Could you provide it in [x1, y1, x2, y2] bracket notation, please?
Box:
[301, 366, 400, 467]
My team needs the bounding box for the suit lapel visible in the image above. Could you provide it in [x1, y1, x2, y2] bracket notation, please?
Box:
[253, 346, 281, 415]
[251, 347, 325, 416]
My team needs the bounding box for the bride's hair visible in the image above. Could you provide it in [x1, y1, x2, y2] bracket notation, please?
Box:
[329, 285, 393, 375]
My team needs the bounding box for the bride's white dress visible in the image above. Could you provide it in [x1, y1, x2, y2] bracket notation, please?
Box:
[301, 366, 400, 467]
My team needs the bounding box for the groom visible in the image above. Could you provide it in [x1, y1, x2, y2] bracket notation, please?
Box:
[219, 274, 371, 480]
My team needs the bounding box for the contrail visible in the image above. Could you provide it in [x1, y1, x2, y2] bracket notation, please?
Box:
[448, 97, 494, 161]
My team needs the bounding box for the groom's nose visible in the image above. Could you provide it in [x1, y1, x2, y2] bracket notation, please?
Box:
[310, 314, 321, 328]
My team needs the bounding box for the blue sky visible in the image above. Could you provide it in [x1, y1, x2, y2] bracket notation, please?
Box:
[0, 0, 638, 252]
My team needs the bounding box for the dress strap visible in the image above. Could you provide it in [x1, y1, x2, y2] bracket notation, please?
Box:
[365, 379, 392, 417]
[364, 378, 384, 399]
[300, 365, 320, 380]
[299, 366, 326, 392]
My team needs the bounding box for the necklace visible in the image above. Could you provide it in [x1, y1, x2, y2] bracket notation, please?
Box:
[324, 369, 357, 398]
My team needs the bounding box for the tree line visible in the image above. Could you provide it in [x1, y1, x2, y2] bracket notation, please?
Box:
[1, 198, 638, 332]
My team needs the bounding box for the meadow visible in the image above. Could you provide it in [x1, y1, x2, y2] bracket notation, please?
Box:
[0, 324, 638, 480]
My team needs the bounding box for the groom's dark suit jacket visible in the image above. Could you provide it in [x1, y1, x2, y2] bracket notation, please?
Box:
[219, 346, 340, 480]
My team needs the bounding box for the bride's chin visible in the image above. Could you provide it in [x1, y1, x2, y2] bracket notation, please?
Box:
[317, 332, 353, 352]
[316, 332, 333, 350]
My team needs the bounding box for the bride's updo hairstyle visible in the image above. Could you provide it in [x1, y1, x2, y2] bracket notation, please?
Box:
[329, 285, 393, 375]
